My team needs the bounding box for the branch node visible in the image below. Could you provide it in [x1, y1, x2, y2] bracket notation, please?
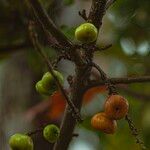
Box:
[67, 75, 74, 87]
[89, 62, 117, 95]
[52, 53, 71, 69]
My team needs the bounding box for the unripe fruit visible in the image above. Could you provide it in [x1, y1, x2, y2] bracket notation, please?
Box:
[42, 71, 64, 90]
[104, 94, 129, 120]
[75, 23, 98, 43]
[9, 133, 33, 150]
[35, 80, 50, 95]
[43, 124, 60, 143]
[35, 70, 64, 96]
[91, 112, 117, 134]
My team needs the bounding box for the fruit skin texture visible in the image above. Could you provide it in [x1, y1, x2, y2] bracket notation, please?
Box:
[75, 23, 98, 43]
[35, 70, 64, 96]
[42, 71, 64, 90]
[104, 94, 129, 120]
[35, 80, 50, 96]
[43, 124, 60, 143]
[9, 133, 33, 150]
[91, 112, 117, 134]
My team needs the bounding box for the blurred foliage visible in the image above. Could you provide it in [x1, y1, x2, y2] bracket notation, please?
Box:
[60, 25, 76, 40]
[63, 0, 74, 6]
[0, 0, 150, 150]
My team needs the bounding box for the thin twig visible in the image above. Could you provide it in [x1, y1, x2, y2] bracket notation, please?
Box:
[85, 76, 150, 91]
[26, 0, 85, 66]
[27, 125, 79, 137]
[79, 9, 88, 21]
[125, 115, 146, 150]
[26, 0, 72, 48]
[89, 62, 117, 94]
[27, 128, 43, 136]
[106, 0, 117, 10]
[29, 23, 82, 122]
[91, 69, 150, 101]
[54, 1, 112, 149]
[52, 53, 71, 69]
[91, 61, 147, 148]
[95, 44, 112, 52]
[90, 62, 107, 80]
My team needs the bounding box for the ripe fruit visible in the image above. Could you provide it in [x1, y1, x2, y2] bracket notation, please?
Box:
[104, 94, 129, 120]
[35, 80, 50, 95]
[91, 112, 117, 134]
[42, 71, 64, 90]
[43, 124, 60, 143]
[75, 23, 98, 43]
[9, 133, 33, 150]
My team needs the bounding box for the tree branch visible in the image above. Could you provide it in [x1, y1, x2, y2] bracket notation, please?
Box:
[85, 76, 150, 91]
[29, 24, 82, 122]
[88, 0, 107, 29]
[89, 62, 117, 94]
[26, 0, 72, 48]
[53, 1, 108, 150]
[91, 69, 150, 101]
[26, 0, 85, 66]
[79, 9, 88, 21]
[25, 0, 149, 149]
[106, 0, 116, 10]
[125, 115, 146, 150]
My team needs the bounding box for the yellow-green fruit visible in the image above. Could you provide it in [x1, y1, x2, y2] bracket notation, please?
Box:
[35, 80, 50, 95]
[9, 133, 33, 150]
[43, 124, 60, 143]
[75, 23, 98, 43]
[41, 70, 64, 90]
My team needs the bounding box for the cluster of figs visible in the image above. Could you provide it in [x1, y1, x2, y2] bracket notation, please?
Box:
[8, 22, 129, 149]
